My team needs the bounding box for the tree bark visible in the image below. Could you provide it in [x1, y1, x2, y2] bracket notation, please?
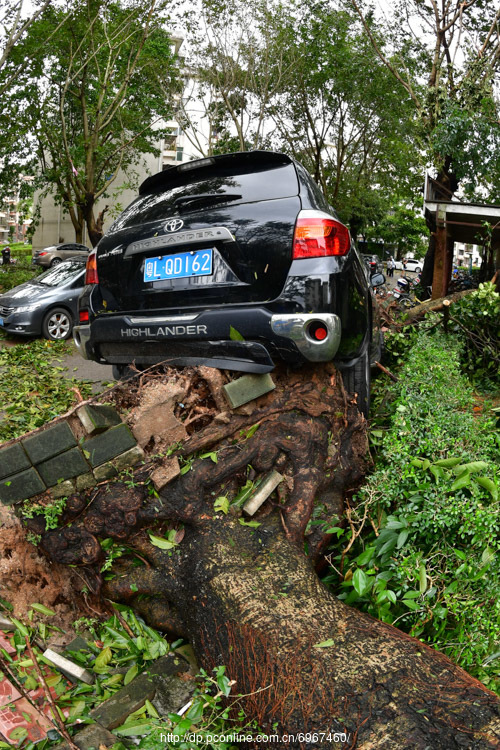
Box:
[30, 365, 499, 749]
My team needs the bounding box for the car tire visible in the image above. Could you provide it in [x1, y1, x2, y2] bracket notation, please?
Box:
[415, 266, 421, 274]
[50, 257, 62, 267]
[341, 348, 371, 418]
[42, 307, 73, 340]
[112, 364, 140, 380]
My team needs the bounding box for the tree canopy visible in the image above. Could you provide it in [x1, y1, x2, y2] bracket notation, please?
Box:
[2, 0, 181, 245]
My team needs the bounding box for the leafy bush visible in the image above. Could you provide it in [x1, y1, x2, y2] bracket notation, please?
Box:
[325, 331, 500, 691]
[0, 244, 41, 293]
[449, 282, 500, 389]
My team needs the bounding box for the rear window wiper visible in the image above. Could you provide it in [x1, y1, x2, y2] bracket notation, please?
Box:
[173, 193, 242, 210]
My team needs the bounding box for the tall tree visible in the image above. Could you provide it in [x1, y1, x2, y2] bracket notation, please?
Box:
[4, 0, 180, 245]
[265, 1, 422, 239]
[0, 0, 53, 93]
[349, 0, 500, 296]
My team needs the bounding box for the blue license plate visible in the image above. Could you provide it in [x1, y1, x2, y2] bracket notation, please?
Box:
[144, 248, 213, 282]
[0, 318, 3, 326]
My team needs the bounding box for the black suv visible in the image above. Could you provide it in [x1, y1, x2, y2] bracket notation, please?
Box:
[74, 151, 380, 414]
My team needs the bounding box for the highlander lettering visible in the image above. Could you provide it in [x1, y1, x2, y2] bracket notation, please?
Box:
[120, 325, 208, 337]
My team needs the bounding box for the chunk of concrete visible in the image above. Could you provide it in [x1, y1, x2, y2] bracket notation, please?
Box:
[243, 470, 284, 516]
[22, 422, 77, 464]
[43, 648, 94, 684]
[151, 457, 181, 490]
[223, 373, 275, 409]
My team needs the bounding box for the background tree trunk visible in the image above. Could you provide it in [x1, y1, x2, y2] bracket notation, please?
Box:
[33, 365, 500, 749]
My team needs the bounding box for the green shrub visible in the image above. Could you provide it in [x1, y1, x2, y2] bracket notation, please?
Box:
[325, 331, 500, 691]
[449, 282, 500, 389]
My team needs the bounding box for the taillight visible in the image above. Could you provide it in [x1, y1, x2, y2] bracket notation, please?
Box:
[79, 310, 89, 323]
[293, 213, 350, 259]
[85, 250, 98, 284]
[39, 252, 47, 256]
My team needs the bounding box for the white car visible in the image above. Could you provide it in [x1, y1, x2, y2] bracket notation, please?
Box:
[393, 258, 422, 273]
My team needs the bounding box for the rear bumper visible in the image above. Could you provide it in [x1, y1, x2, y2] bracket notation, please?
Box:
[74, 308, 341, 373]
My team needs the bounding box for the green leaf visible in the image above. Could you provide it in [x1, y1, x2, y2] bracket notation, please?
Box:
[214, 496, 229, 514]
[10, 617, 29, 637]
[402, 591, 421, 600]
[450, 471, 471, 491]
[352, 568, 370, 596]
[30, 603, 56, 616]
[453, 461, 489, 474]
[148, 533, 176, 550]
[94, 646, 113, 673]
[239, 519, 261, 528]
[475, 476, 498, 500]
[397, 530, 409, 549]
[124, 664, 139, 685]
[145, 700, 159, 718]
[432, 457, 462, 467]
[113, 720, 152, 737]
[68, 700, 86, 720]
[313, 638, 335, 648]
[229, 325, 245, 341]
[418, 564, 428, 593]
[386, 590, 397, 604]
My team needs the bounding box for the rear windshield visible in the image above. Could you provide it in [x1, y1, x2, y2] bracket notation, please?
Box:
[110, 162, 299, 231]
[38, 261, 85, 287]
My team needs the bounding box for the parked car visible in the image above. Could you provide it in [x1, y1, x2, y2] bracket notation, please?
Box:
[32, 242, 90, 268]
[361, 253, 381, 273]
[74, 151, 382, 415]
[0, 257, 86, 340]
[393, 257, 422, 273]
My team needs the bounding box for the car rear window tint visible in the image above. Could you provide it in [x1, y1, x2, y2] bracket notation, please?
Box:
[111, 162, 299, 230]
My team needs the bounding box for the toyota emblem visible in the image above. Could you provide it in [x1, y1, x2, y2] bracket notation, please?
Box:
[164, 218, 184, 233]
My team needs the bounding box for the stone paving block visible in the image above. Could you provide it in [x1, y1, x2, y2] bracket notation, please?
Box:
[37, 447, 89, 487]
[0, 467, 45, 505]
[90, 654, 193, 730]
[77, 404, 122, 435]
[112, 445, 145, 472]
[76, 472, 97, 491]
[223, 373, 275, 409]
[55, 722, 124, 750]
[0, 442, 30, 480]
[93, 462, 118, 481]
[89, 673, 155, 729]
[50, 479, 76, 499]
[43, 648, 94, 684]
[22, 421, 77, 465]
[82, 423, 137, 468]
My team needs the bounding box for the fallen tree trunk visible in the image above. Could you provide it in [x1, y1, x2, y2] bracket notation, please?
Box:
[402, 289, 473, 323]
[31, 364, 499, 749]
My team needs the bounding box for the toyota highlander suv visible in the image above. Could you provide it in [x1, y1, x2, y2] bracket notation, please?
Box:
[74, 151, 380, 414]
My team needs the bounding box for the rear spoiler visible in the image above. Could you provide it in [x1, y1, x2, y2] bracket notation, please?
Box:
[139, 151, 293, 196]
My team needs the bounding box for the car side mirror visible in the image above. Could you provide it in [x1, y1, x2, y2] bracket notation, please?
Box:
[370, 272, 385, 288]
